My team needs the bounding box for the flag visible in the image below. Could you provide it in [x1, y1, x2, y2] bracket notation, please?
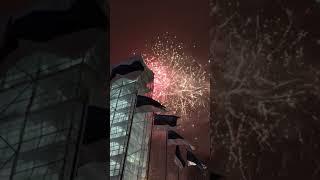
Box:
[154, 114, 179, 127]
[210, 172, 224, 180]
[135, 95, 166, 113]
[167, 130, 195, 150]
[174, 146, 186, 169]
[186, 150, 207, 171]
[111, 60, 145, 81]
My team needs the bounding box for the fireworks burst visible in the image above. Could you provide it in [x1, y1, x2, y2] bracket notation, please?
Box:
[140, 34, 209, 117]
[210, 1, 320, 178]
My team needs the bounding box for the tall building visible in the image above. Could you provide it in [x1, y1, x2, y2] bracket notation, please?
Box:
[110, 56, 154, 180]
[0, 41, 107, 180]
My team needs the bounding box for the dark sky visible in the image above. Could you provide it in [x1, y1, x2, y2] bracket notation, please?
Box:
[110, 0, 209, 65]
[210, 0, 320, 180]
[110, 1, 210, 179]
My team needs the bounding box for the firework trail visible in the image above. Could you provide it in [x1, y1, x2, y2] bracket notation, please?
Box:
[210, 1, 320, 179]
[140, 33, 209, 117]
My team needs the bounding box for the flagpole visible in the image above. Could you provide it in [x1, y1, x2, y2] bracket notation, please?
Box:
[146, 113, 154, 180]
[120, 91, 138, 180]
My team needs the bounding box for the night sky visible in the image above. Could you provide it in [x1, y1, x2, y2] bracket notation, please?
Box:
[110, 0, 210, 179]
[110, 0, 209, 65]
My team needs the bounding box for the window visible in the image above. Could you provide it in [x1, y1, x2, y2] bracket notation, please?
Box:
[111, 89, 120, 99]
[110, 126, 126, 139]
[112, 112, 128, 124]
[110, 142, 124, 156]
[110, 160, 121, 176]
[110, 99, 118, 110]
[115, 99, 129, 110]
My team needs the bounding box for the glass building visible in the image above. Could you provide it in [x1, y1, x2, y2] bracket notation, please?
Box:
[0, 45, 107, 180]
[110, 56, 154, 180]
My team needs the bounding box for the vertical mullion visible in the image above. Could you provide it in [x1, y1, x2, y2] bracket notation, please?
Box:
[120, 83, 138, 180]
[9, 68, 40, 180]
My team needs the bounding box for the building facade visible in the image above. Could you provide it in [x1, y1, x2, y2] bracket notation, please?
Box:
[110, 56, 154, 180]
[0, 47, 107, 180]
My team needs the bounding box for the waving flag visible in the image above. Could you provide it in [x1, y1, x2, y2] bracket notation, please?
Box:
[135, 95, 166, 113]
[167, 130, 195, 150]
[154, 114, 178, 127]
[186, 150, 207, 171]
[154, 114, 179, 130]
[174, 146, 186, 169]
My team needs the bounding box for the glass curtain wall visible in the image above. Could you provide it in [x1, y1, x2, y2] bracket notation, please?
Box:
[0, 52, 98, 180]
[110, 58, 153, 180]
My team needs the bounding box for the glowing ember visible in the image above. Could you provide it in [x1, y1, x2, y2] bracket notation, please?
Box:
[140, 33, 209, 117]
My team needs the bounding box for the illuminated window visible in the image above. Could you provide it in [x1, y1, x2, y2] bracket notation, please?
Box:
[110, 160, 121, 176]
[110, 142, 124, 156]
[110, 126, 126, 139]
[115, 99, 129, 110]
[112, 112, 128, 124]
[110, 100, 117, 111]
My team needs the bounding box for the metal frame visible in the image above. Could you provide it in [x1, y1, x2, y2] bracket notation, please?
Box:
[0, 52, 100, 180]
[110, 58, 154, 180]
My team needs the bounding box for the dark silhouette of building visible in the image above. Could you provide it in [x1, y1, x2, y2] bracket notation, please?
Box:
[0, 1, 108, 179]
